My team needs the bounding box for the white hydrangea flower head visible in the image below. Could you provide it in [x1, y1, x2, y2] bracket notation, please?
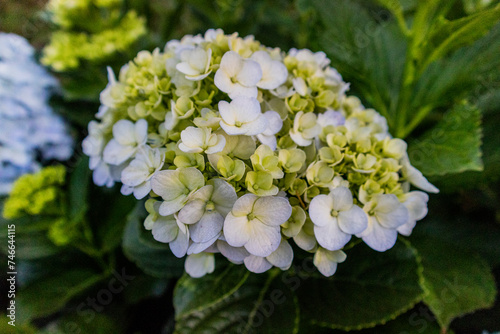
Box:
[309, 187, 368, 251]
[214, 51, 262, 99]
[83, 29, 440, 278]
[223, 194, 292, 257]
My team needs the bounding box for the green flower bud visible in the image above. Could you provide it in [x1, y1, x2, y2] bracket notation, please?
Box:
[352, 153, 377, 173]
[358, 179, 384, 204]
[314, 89, 335, 108]
[174, 152, 205, 171]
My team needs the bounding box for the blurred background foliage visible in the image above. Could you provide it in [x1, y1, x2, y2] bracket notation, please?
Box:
[1, 0, 500, 333]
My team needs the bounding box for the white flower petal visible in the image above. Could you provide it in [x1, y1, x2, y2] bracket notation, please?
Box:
[358, 216, 398, 252]
[102, 140, 136, 165]
[314, 220, 351, 251]
[190, 211, 224, 243]
[244, 255, 273, 273]
[185, 253, 215, 278]
[309, 194, 334, 227]
[177, 199, 206, 224]
[223, 213, 251, 247]
[152, 217, 178, 243]
[337, 205, 368, 235]
[231, 193, 258, 216]
[245, 223, 281, 257]
[217, 240, 249, 264]
[266, 239, 293, 269]
[169, 229, 190, 258]
[330, 187, 354, 212]
[253, 196, 293, 226]
[314, 248, 346, 277]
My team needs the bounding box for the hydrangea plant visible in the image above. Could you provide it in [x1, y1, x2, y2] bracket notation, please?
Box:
[83, 29, 438, 278]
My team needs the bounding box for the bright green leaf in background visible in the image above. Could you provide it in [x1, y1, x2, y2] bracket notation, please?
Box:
[407, 236, 496, 330]
[407, 103, 483, 176]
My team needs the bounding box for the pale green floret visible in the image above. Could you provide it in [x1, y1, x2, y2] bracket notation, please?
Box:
[250, 145, 284, 179]
[245, 171, 279, 196]
[281, 206, 306, 238]
[319, 146, 344, 166]
[278, 148, 306, 173]
[306, 161, 335, 187]
[217, 155, 246, 182]
[352, 153, 378, 174]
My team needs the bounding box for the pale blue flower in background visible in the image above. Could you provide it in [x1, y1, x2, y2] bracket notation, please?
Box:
[0, 33, 73, 194]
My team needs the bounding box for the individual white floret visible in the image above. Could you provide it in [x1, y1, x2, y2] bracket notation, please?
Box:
[185, 252, 215, 278]
[223, 194, 292, 257]
[214, 51, 262, 99]
[178, 126, 226, 154]
[120, 146, 165, 199]
[218, 96, 267, 136]
[356, 194, 410, 252]
[250, 50, 288, 90]
[151, 167, 205, 216]
[151, 214, 190, 258]
[309, 187, 368, 251]
[256, 110, 283, 151]
[243, 238, 293, 273]
[103, 119, 148, 165]
[313, 247, 347, 277]
[289, 111, 322, 147]
[397, 191, 429, 236]
[177, 178, 237, 243]
[176, 47, 213, 81]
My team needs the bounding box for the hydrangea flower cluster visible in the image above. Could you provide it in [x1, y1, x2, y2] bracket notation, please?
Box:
[42, 0, 146, 71]
[0, 33, 73, 195]
[83, 29, 438, 278]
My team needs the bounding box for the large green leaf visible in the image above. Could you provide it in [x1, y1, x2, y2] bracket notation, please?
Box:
[16, 268, 105, 324]
[296, 241, 424, 331]
[122, 203, 184, 278]
[38, 313, 123, 334]
[174, 268, 300, 334]
[420, 4, 500, 72]
[174, 264, 250, 319]
[407, 236, 497, 330]
[68, 156, 91, 223]
[408, 103, 483, 176]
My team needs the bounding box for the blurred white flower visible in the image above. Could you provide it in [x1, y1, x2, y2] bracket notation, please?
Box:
[178, 126, 226, 154]
[250, 50, 288, 90]
[103, 119, 148, 165]
[0, 33, 73, 194]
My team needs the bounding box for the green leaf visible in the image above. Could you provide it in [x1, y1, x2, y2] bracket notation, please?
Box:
[407, 103, 483, 176]
[296, 242, 423, 331]
[0, 317, 37, 334]
[38, 313, 123, 334]
[16, 268, 105, 324]
[407, 235, 497, 330]
[174, 267, 300, 334]
[122, 203, 184, 278]
[420, 4, 500, 72]
[68, 156, 91, 223]
[174, 264, 250, 319]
